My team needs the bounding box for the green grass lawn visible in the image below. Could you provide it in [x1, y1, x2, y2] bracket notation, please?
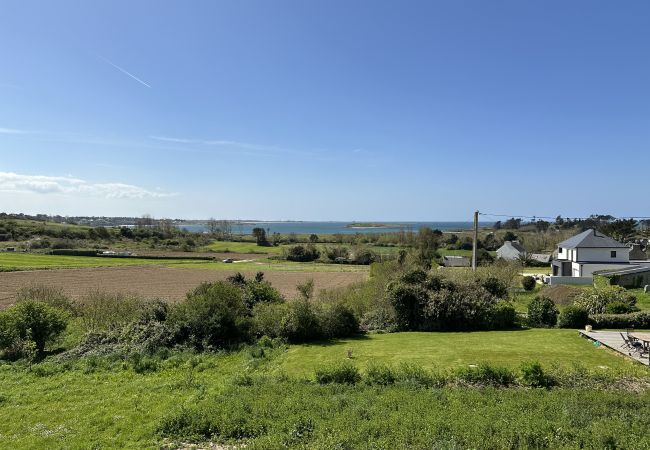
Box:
[629, 287, 650, 309]
[0, 330, 648, 449]
[522, 266, 552, 275]
[273, 329, 641, 377]
[202, 241, 283, 254]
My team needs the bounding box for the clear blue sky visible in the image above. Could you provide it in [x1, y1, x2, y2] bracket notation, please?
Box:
[1, 1, 648, 221]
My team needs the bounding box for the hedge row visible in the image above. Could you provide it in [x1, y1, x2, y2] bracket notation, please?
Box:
[589, 311, 650, 329]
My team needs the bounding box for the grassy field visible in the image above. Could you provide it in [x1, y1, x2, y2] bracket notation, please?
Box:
[0, 253, 369, 273]
[202, 241, 283, 254]
[0, 329, 648, 448]
[273, 329, 637, 376]
[0, 253, 210, 271]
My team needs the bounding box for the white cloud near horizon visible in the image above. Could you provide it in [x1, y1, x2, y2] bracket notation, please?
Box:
[0, 127, 29, 134]
[0, 172, 173, 199]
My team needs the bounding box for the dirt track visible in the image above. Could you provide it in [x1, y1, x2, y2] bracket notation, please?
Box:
[0, 266, 368, 308]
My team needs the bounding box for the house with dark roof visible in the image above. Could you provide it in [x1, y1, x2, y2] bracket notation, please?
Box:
[496, 241, 526, 260]
[551, 229, 640, 282]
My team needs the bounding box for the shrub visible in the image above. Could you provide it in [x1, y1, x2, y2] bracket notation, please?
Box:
[326, 246, 349, 262]
[455, 363, 515, 387]
[280, 300, 321, 343]
[603, 301, 635, 314]
[424, 283, 497, 331]
[0, 301, 69, 356]
[352, 249, 377, 265]
[395, 363, 443, 388]
[521, 276, 536, 291]
[527, 296, 558, 327]
[481, 276, 508, 298]
[365, 363, 396, 386]
[558, 305, 589, 328]
[589, 311, 650, 329]
[318, 303, 359, 339]
[251, 302, 288, 338]
[315, 362, 361, 384]
[76, 292, 165, 332]
[574, 286, 637, 315]
[242, 281, 283, 309]
[387, 282, 428, 330]
[519, 360, 554, 388]
[286, 245, 320, 262]
[360, 306, 398, 332]
[16, 285, 76, 314]
[487, 301, 517, 329]
[168, 281, 251, 349]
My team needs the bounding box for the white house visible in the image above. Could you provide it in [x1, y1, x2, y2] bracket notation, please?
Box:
[549, 229, 650, 285]
[496, 241, 526, 260]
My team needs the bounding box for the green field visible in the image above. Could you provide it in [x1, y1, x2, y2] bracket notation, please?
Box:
[0, 253, 369, 273]
[202, 241, 283, 254]
[0, 253, 209, 270]
[0, 329, 648, 449]
[274, 329, 638, 376]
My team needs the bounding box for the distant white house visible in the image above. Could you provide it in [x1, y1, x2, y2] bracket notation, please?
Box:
[549, 229, 650, 285]
[496, 241, 550, 264]
[496, 241, 527, 260]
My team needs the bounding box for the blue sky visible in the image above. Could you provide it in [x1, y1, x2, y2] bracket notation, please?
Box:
[1, 1, 648, 221]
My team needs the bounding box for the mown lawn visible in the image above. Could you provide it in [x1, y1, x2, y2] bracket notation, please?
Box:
[274, 329, 641, 377]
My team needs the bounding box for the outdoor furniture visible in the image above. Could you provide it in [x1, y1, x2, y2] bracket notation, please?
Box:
[629, 332, 650, 361]
[620, 332, 643, 355]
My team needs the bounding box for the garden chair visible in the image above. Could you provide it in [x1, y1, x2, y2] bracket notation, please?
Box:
[620, 332, 643, 356]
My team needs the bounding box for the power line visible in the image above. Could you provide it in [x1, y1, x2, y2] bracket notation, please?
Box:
[478, 212, 650, 221]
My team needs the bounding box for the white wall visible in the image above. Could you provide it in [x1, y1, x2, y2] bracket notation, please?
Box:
[578, 263, 632, 278]
[577, 247, 630, 263]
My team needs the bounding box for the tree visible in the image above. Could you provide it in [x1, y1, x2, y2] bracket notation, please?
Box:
[534, 220, 550, 233]
[309, 234, 319, 243]
[207, 218, 219, 236]
[252, 227, 268, 246]
[503, 218, 522, 229]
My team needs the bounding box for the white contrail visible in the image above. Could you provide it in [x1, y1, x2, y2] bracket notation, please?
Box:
[99, 56, 151, 88]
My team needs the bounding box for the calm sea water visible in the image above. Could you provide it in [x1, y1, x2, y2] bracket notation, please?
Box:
[178, 221, 493, 235]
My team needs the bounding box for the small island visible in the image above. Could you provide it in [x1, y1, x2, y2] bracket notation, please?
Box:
[346, 222, 399, 229]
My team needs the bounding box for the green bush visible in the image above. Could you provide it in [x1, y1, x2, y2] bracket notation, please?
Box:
[424, 283, 497, 331]
[360, 306, 398, 332]
[574, 286, 637, 315]
[168, 281, 251, 349]
[519, 360, 554, 388]
[318, 303, 359, 339]
[527, 296, 558, 327]
[521, 276, 536, 291]
[455, 363, 516, 387]
[481, 276, 508, 298]
[589, 311, 650, 329]
[286, 245, 320, 262]
[603, 301, 635, 314]
[16, 285, 76, 314]
[251, 302, 288, 338]
[280, 300, 321, 343]
[242, 281, 283, 308]
[387, 282, 428, 330]
[558, 305, 589, 328]
[365, 363, 397, 386]
[0, 301, 69, 356]
[487, 301, 517, 329]
[315, 362, 361, 384]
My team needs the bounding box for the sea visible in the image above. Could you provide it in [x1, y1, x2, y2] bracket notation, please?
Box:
[177, 221, 494, 235]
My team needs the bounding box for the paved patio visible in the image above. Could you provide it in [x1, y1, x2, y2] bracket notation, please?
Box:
[580, 330, 649, 366]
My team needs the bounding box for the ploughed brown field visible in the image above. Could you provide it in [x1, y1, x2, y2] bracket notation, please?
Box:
[0, 266, 368, 308]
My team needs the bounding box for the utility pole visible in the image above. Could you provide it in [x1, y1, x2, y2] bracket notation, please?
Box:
[472, 210, 479, 271]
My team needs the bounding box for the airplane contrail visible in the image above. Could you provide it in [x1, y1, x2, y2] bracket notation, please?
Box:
[99, 56, 151, 88]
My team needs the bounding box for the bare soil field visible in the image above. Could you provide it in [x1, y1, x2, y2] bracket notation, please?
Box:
[0, 265, 368, 308]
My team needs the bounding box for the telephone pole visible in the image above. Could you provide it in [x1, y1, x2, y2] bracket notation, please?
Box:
[472, 210, 479, 271]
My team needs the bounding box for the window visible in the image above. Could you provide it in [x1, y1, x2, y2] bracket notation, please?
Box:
[611, 251, 616, 258]
[558, 248, 562, 254]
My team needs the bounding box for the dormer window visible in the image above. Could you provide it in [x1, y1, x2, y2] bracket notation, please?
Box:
[611, 251, 616, 258]
[558, 248, 563, 254]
